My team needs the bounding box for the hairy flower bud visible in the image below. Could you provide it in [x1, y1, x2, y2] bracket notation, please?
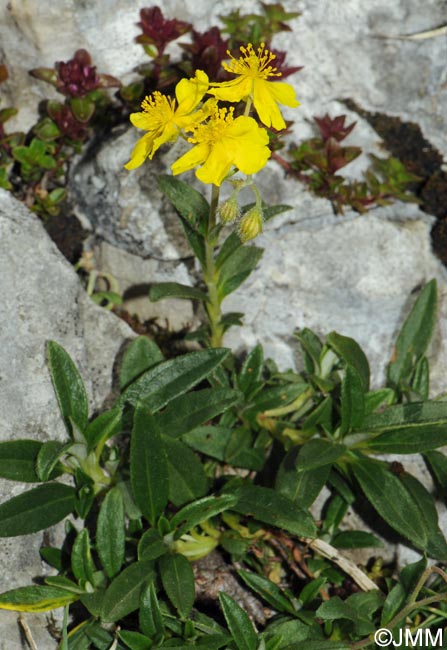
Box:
[238, 206, 263, 242]
[219, 196, 240, 223]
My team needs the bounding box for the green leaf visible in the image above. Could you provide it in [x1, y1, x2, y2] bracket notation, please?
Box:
[276, 447, 331, 509]
[340, 365, 365, 434]
[139, 581, 165, 640]
[163, 437, 207, 507]
[36, 440, 68, 481]
[228, 484, 317, 537]
[0, 440, 42, 482]
[101, 561, 154, 623]
[364, 388, 395, 415]
[149, 282, 208, 303]
[119, 348, 229, 411]
[217, 245, 263, 299]
[332, 531, 383, 549]
[130, 407, 169, 525]
[224, 427, 266, 471]
[118, 630, 152, 650]
[0, 482, 76, 536]
[84, 406, 123, 451]
[71, 528, 96, 586]
[170, 494, 239, 539]
[138, 529, 167, 562]
[119, 336, 164, 391]
[237, 569, 296, 615]
[182, 425, 232, 461]
[295, 439, 347, 471]
[216, 231, 243, 269]
[388, 279, 437, 389]
[244, 383, 310, 422]
[237, 345, 264, 396]
[155, 388, 241, 438]
[177, 213, 206, 265]
[399, 472, 447, 560]
[0, 585, 77, 613]
[97, 487, 125, 578]
[69, 97, 95, 123]
[295, 328, 323, 374]
[159, 553, 195, 619]
[158, 174, 209, 233]
[425, 450, 447, 494]
[411, 356, 430, 399]
[326, 331, 370, 391]
[360, 401, 447, 454]
[46, 340, 89, 435]
[219, 592, 257, 650]
[351, 458, 428, 551]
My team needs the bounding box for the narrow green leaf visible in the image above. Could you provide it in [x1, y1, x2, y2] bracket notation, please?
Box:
[119, 336, 164, 390]
[217, 246, 263, 299]
[295, 439, 347, 471]
[216, 231, 242, 269]
[44, 576, 85, 594]
[295, 328, 323, 374]
[237, 345, 264, 396]
[46, 340, 89, 435]
[411, 356, 430, 399]
[364, 388, 395, 415]
[340, 365, 365, 434]
[171, 494, 239, 539]
[159, 553, 195, 619]
[326, 331, 370, 391]
[219, 592, 257, 650]
[425, 450, 447, 494]
[0, 440, 42, 482]
[388, 279, 437, 388]
[0, 585, 77, 613]
[0, 483, 76, 536]
[71, 528, 95, 586]
[238, 569, 296, 615]
[119, 348, 229, 411]
[332, 531, 383, 549]
[101, 561, 154, 623]
[224, 427, 265, 471]
[139, 581, 165, 640]
[399, 472, 447, 560]
[36, 440, 68, 481]
[155, 388, 241, 438]
[130, 407, 169, 525]
[177, 213, 206, 265]
[351, 458, 427, 550]
[182, 425, 232, 461]
[163, 437, 207, 507]
[149, 282, 208, 303]
[97, 487, 125, 578]
[360, 400, 447, 431]
[366, 424, 447, 454]
[84, 406, 123, 451]
[118, 630, 152, 650]
[158, 174, 209, 232]
[138, 529, 167, 562]
[276, 447, 331, 509]
[228, 484, 317, 538]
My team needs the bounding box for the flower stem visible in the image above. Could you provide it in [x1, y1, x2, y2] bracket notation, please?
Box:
[203, 185, 224, 347]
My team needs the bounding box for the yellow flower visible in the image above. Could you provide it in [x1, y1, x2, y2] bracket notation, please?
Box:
[124, 70, 209, 170]
[209, 43, 299, 131]
[171, 104, 270, 186]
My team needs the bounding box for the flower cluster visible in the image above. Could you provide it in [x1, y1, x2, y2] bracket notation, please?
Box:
[125, 42, 299, 189]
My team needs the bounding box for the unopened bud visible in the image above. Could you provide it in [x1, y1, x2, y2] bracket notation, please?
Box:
[219, 196, 240, 224]
[238, 206, 263, 242]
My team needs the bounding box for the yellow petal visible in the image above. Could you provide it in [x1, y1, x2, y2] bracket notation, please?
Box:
[124, 132, 156, 170]
[253, 80, 286, 130]
[176, 70, 209, 114]
[268, 81, 300, 108]
[171, 143, 209, 176]
[196, 141, 233, 186]
[129, 111, 154, 130]
[208, 77, 253, 103]
[228, 117, 271, 174]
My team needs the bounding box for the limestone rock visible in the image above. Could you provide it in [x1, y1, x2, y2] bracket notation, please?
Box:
[0, 190, 134, 648]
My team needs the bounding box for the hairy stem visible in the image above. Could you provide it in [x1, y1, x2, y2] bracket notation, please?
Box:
[203, 185, 223, 347]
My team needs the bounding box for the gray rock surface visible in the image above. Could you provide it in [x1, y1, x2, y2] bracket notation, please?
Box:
[0, 190, 134, 648]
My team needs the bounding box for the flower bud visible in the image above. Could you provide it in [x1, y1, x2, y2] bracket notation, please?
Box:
[238, 206, 263, 242]
[219, 196, 240, 224]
